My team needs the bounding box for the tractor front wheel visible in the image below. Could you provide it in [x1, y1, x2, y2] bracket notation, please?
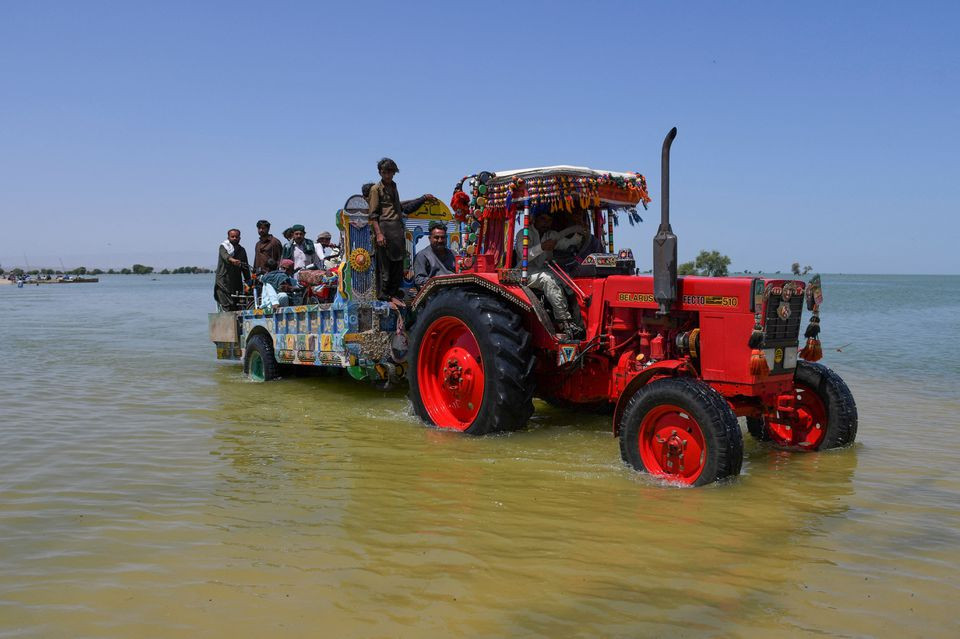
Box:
[619, 378, 743, 486]
[408, 289, 534, 435]
[763, 361, 858, 450]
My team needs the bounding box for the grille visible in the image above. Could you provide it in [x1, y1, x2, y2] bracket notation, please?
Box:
[763, 293, 804, 344]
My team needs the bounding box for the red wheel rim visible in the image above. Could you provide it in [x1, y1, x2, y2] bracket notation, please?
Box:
[637, 404, 707, 484]
[417, 317, 484, 431]
[769, 383, 828, 448]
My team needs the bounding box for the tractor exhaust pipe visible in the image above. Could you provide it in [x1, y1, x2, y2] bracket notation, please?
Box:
[653, 127, 678, 316]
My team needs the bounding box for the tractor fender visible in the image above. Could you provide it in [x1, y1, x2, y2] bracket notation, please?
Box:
[244, 324, 273, 351]
[612, 361, 691, 437]
[245, 324, 272, 342]
[410, 273, 532, 315]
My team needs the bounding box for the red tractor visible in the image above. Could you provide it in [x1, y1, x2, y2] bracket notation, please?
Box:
[407, 128, 857, 486]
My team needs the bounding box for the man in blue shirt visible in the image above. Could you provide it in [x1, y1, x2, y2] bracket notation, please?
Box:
[260, 259, 301, 306]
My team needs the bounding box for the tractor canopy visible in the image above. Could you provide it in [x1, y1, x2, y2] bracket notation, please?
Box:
[450, 166, 652, 271]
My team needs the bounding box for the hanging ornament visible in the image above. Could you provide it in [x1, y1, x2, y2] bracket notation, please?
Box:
[799, 275, 824, 362]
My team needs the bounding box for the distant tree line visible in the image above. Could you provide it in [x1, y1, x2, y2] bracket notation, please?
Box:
[158, 266, 213, 274]
[660, 253, 816, 277]
[2, 265, 211, 276]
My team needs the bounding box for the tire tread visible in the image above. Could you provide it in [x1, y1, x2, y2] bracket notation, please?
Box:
[408, 289, 535, 434]
[618, 377, 743, 486]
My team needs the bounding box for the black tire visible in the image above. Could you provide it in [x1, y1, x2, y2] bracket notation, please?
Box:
[619, 377, 743, 486]
[243, 334, 279, 382]
[745, 416, 771, 441]
[408, 288, 535, 435]
[793, 360, 858, 449]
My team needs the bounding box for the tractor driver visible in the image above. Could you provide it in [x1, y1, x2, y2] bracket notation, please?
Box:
[552, 211, 606, 269]
[514, 211, 585, 340]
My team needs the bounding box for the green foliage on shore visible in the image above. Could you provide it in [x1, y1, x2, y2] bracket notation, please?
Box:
[678, 250, 732, 277]
[696, 250, 731, 277]
[169, 266, 212, 274]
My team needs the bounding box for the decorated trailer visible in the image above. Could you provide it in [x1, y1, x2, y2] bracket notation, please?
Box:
[209, 194, 459, 386]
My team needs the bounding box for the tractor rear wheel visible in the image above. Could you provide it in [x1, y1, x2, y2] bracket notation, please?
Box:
[243, 334, 279, 382]
[619, 378, 743, 486]
[408, 289, 534, 435]
[764, 361, 858, 450]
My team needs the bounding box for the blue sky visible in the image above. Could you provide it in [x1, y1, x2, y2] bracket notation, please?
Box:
[1, 0, 957, 273]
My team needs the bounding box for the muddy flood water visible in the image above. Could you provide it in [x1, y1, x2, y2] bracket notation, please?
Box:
[1, 274, 958, 638]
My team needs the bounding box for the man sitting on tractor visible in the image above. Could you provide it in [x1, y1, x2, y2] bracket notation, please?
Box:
[513, 211, 585, 340]
[412, 221, 455, 288]
[552, 210, 606, 270]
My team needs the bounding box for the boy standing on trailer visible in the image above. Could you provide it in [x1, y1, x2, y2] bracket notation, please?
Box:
[367, 157, 433, 306]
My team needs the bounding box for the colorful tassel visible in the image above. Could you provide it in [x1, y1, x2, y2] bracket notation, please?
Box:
[748, 318, 768, 376]
[450, 190, 471, 222]
[803, 314, 821, 340]
[750, 349, 770, 377]
[799, 338, 822, 362]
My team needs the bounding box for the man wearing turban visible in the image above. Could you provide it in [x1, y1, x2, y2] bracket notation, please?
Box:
[316, 230, 340, 267]
[214, 228, 249, 311]
[281, 224, 323, 271]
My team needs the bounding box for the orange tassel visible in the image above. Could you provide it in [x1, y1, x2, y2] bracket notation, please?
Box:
[799, 338, 822, 362]
[750, 349, 770, 377]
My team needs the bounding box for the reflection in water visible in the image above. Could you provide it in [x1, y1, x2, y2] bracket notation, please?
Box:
[200, 362, 865, 637]
[0, 275, 958, 637]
